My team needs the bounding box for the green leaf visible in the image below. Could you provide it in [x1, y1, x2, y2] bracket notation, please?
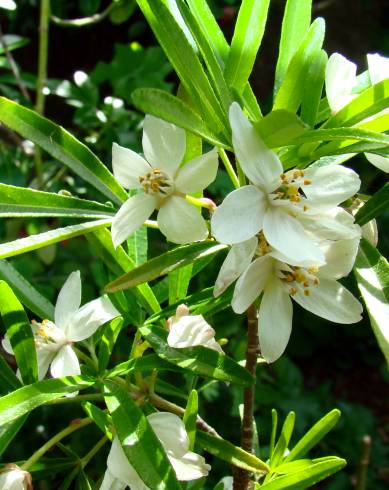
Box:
[0, 415, 27, 456]
[285, 409, 341, 462]
[127, 224, 148, 267]
[196, 431, 269, 473]
[0, 218, 111, 259]
[292, 127, 389, 148]
[0, 376, 95, 425]
[256, 456, 346, 489]
[0, 281, 38, 384]
[270, 412, 295, 468]
[183, 390, 198, 450]
[76, 471, 93, 490]
[300, 49, 327, 126]
[355, 183, 389, 226]
[106, 353, 183, 378]
[0, 97, 127, 205]
[139, 325, 254, 386]
[0, 35, 28, 54]
[274, 0, 312, 97]
[82, 402, 113, 441]
[0, 353, 21, 392]
[0, 260, 55, 319]
[168, 265, 193, 305]
[131, 88, 228, 147]
[254, 110, 307, 148]
[269, 409, 278, 457]
[224, 0, 270, 95]
[104, 380, 182, 490]
[98, 316, 123, 372]
[354, 239, 389, 368]
[105, 241, 227, 293]
[0, 184, 116, 218]
[273, 18, 325, 113]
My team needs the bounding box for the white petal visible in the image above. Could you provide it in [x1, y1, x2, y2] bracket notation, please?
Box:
[148, 412, 189, 457]
[319, 238, 360, 279]
[259, 279, 293, 363]
[107, 437, 149, 490]
[100, 469, 127, 490]
[367, 53, 389, 85]
[263, 207, 325, 266]
[168, 314, 216, 349]
[365, 153, 389, 173]
[112, 142, 150, 189]
[168, 452, 211, 481]
[214, 237, 258, 297]
[229, 103, 282, 190]
[232, 255, 273, 314]
[302, 165, 360, 207]
[0, 468, 29, 489]
[211, 186, 266, 245]
[157, 196, 208, 244]
[175, 148, 218, 193]
[111, 193, 157, 248]
[50, 345, 81, 378]
[325, 53, 357, 113]
[142, 115, 186, 178]
[54, 271, 81, 330]
[293, 278, 363, 324]
[36, 346, 56, 380]
[302, 207, 361, 241]
[2, 334, 13, 355]
[67, 296, 120, 342]
[362, 219, 378, 247]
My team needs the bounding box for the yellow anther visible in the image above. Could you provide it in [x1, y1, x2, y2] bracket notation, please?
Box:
[287, 185, 299, 197]
[289, 287, 297, 296]
[314, 278, 320, 285]
[307, 267, 319, 274]
[303, 281, 309, 288]
[285, 274, 294, 282]
[303, 179, 312, 185]
[303, 205, 309, 212]
[304, 289, 310, 296]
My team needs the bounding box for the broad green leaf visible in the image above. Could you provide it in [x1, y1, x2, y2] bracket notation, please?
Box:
[273, 18, 325, 113]
[0, 184, 115, 218]
[105, 241, 227, 293]
[82, 402, 113, 441]
[139, 325, 254, 386]
[183, 389, 198, 450]
[0, 34, 28, 54]
[300, 49, 327, 126]
[0, 97, 127, 205]
[168, 265, 193, 305]
[270, 412, 295, 468]
[355, 183, 389, 226]
[224, 0, 270, 95]
[310, 137, 389, 161]
[104, 380, 182, 490]
[256, 456, 346, 489]
[196, 431, 269, 473]
[98, 316, 123, 372]
[274, 0, 312, 97]
[127, 225, 148, 266]
[0, 376, 95, 425]
[254, 110, 307, 148]
[285, 409, 341, 462]
[0, 281, 38, 384]
[0, 260, 55, 319]
[354, 239, 389, 368]
[292, 127, 389, 147]
[131, 88, 228, 147]
[86, 228, 160, 314]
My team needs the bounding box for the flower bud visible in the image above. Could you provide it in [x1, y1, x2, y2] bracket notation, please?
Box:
[0, 465, 32, 490]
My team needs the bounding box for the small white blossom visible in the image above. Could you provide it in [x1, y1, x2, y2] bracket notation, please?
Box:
[100, 412, 210, 490]
[167, 304, 223, 352]
[211, 103, 360, 266]
[2, 271, 120, 380]
[111, 115, 218, 247]
[0, 466, 32, 490]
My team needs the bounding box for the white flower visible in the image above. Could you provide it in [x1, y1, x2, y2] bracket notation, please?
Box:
[214, 235, 363, 362]
[100, 412, 210, 490]
[111, 115, 218, 247]
[167, 304, 223, 352]
[2, 271, 120, 380]
[211, 103, 360, 266]
[325, 52, 389, 172]
[0, 466, 31, 490]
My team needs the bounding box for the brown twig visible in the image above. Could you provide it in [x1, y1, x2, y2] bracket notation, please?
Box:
[234, 305, 260, 490]
[354, 435, 372, 490]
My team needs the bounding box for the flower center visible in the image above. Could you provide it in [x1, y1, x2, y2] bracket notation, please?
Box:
[280, 266, 320, 296]
[255, 232, 272, 257]
[274, 170, 312, 211]
[32, 319, 65, 347]
[139, 167, 173, 197]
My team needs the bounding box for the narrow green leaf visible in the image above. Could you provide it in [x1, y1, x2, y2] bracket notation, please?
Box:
[139, 325, 254, 386]
[269, 409, 278, 457]
[355, 183, 389, 226]
[76, 471, 93, 490]
[254, 110, 307, 148]
[82, 402, 113, 441]
[310, 138, 389, 161]
[271, 412, 295, 468]
[0, 35, 28, 55]
[0, 281, 38, 384]
[104, 380, 182, 490]
[105, 241, 227, 293]
[274, 0, 312, 96]
[98, 317, 123, 372]
[183, 390, 198, 450]
[127, 225, 148, 266]
[292, 127, 389, 147]
[300, 49, 327, 126]
[168, 265, 193, 304]
[0, 97, 127, 204]
[0, 376, 94, 425]
[354, 239, 389, 367]
[196, 431, 269, 473]
[106, 354, 183, 379]
[0, 218, 111, 259]
[0, 260, 55, 319]
[0, 353, 21, 392]
[285, 409, 341, 462]
[0, 415, 27, 456]
[0, 184, 115, 218]
[224, 0, 270, 95]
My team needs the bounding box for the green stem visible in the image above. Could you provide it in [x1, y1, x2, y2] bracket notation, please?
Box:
[236, 162, 247, 187]
[51, 2, 117, 27]
[219, 149, 240, 189]
[47, 393, 104, 405]
[185, 195, 215, 210]
[81, 435, 108, 468]
[21, 417, 92, 470]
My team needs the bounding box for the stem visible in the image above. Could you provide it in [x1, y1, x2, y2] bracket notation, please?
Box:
[355, 435, 372, 490]
[219, 149, 240, 189]
[51, 2, 116, 27]
[21, 417, 92, 470]
[185, 195, 216, 210]
[236, 162, 247, 187]
[34, 0, 50, 189]
[47, 393, 104, 405]
[81, 435, 108, 469]
[233, 305, 260, 490]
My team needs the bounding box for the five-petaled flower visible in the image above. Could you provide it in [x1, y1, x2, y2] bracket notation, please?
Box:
[2, 271, 120, 380]
[111, 115, 218, 247]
